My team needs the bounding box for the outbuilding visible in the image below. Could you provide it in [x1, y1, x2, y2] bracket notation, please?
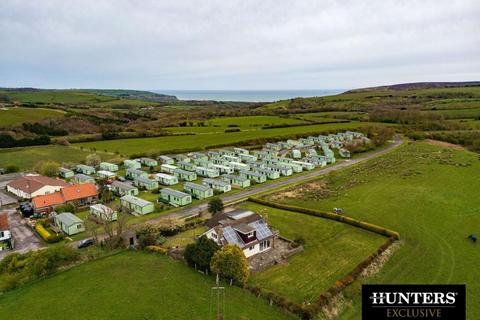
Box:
[53, 212, 85, 236]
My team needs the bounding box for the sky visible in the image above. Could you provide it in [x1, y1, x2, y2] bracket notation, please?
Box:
[0, 0, 479, 90]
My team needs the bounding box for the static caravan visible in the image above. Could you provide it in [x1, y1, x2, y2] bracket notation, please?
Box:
[74, 173, 95, 184]
[218, 149, 236, 156]
[292, 149, 302, 159]
[263, 158, 278, 166]
[154, 173, 178, 186]
[134, 176, 159, 190]
[97, 170, 116, 179]
[277, 157, 293, 164]
[159, 188, 192, 206]
[269, 164, 293, 176]
[265, 143, 281, 151]
[76, 164, 96, 175]
[183, 182, 213, 199]
[111, 181, 139, 196]
[207, 151, 221, 158]
[304, 156, 327, 167]
[89, 204, 117, 221]
[239, 170, 267, 183]
[173, 168, 197, 181]
[99, 162, 119, 172]
[339, 148, 351, 158]
[221, 174, 250, 188]
[211, 164, 233, 174]
[202, 178, 231, 193]
[233, 147, 249, 155]
[124, 159, 141, 169]
[228, 161, 250, 172]
[263, 149, 278, 157]
[126, 168, 148, 180]
[173, 154, 191, 163]
[292, 160, 315, 170]
[161, 164, 177, 174]
[222, 155, 240, 163]
[281, 162, 303, 173]
[140, 157, 158, 167]
[59, 167, 74, 179]
[54, 212, 85, 236]
[211, 158, 229, 166]
[189, 152, 208, 161]
[239, 153, 257, 162]
[196, 166, 220, 178]
[255, 168, 280, 180]
[193, 158, 210, 167]
[120, 195, 154, 215]
[158, 155, 174, 165]
[177, 160, 197, 172]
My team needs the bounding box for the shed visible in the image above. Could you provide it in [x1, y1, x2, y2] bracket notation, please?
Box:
[120, 195, 154, 215]
[99, 162, 119, 172]
[89, 204, 117, 221]
[54, 212, 85, 236]
[183, 182, 214, 199]
[111, 181, 139, 196]
[159, 188, 192, 206]
[154, 173, 178, 186]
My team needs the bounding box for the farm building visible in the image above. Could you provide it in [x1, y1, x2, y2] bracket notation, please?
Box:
[124, 159, 141, 169]
[233, 147, 249, 155]
[239, 170, 267, 183]
[99, 162, 119, 172]
[0, 213, 12, 251]
[202, 178, 232, 193]
[53, 212, 85, 236]
[76, 164, 96, 175]
[177, 160, 197, 171]
[159, 188, 192, 206]
[32, 183, 98, 213]
[221, 174, 251, 188]
[203, 209, 274, 258]
[111, 181, 139, 196]
[158, 155, 174, 165]
[154, 173, 178, 186]
[97, 170, 116, 179]
[126, 168, 148, 180]
[183, 182, 213, 199]
[89, 204, 117, 221]
[196, 166, 220, 178]
[228, 161, 250, 172]
[59, 167, 74, 179]
[254, 168, 280, 180]
[140, 157, 158, 167]
[6, 175, 69, 199]
[211, 164, 234, 174]
[160, 164, 177, 174]
[134, 176, 159, 190]
[173, 168, 197, 181]
[120, 195, 154, 215]
[73, 173, 95, 184]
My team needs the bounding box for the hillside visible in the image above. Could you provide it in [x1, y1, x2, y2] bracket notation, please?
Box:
[347, 81, 480, 92]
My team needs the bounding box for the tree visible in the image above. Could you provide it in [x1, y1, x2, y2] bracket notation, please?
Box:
[33, 160, 60, 177]
[5, 165, 19, 173]
[85, 154, 101, 167]
[100, 186, 113, 203]
[184, 236, 219, 273]
[210, 245, 249, 286]
[208, 197, 224, 215]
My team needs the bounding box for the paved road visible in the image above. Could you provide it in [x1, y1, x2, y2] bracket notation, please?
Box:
[153, 136, 404, 221]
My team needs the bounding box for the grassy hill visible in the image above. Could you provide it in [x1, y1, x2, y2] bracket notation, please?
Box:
[0, 107, 65, 126]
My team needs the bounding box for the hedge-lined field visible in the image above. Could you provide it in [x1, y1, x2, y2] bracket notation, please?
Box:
[0, 251, 294, 320]
[0, 107, 65, 126]
[240, 201, 386, 304]
[264, 141, 480, 320]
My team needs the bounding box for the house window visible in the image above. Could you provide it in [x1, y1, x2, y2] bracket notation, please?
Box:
[212, 233, 217, 239]
[260, 240, 271, 251]
[249, 246, 254, 251]
[77, 224, 82, 229]
[0, 231, 3, 238]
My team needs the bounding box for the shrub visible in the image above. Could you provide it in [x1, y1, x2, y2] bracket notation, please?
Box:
[224, 128, 241, 133]
[144, 245, 168, 254]
[5, 165, 20, 173]
[291, 235, 305, 248]
[34, 222, 64, 243]
[184, 236, 219, 273]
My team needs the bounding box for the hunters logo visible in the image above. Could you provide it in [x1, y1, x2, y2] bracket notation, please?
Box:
[362, 284, 465, 319]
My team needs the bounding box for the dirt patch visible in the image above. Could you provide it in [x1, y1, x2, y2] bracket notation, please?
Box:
[360, 240, 403, 279]
[425, 139, 465, 151]
[268, 181, 328, 201]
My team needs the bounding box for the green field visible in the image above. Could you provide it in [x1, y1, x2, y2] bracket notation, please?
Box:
[264, 141, 480, 319]
[0, 145, 120, 169]
[422, 108, 480, 119]
[0, 107, 64, 126]
[0, 251, 294, 320]
[76, 122, 374, 156]
[240, 202, 386, 303]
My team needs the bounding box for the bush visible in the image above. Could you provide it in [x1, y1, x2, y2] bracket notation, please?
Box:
[184, 236, 219, 273]
[224, 128, 241, 133]
[144, 245, 168, 254]
[34, 222, 64, 243]
[291, 235, 305, 248]
[5, 165, 20, 173]
[210, 245, 249, 286]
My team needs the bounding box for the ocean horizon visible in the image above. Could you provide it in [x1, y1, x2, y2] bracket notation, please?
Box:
[153, 89, 346, 102]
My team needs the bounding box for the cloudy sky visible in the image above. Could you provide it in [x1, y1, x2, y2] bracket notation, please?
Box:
[1, 0, 479, 90]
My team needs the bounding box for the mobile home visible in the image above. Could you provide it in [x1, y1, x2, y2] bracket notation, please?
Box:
[89, 204, 117, 221]
[120, 195, 154, 215]
[158, 155, 174, 165]
[76, 164, 96, 175]
[124, 159, 141, 169]
[228, 161, 250, 172]
[177, 160, 197, 171]
[196, 166, 220, 178]
[59, 167, 74, 179]
[99, 162, 119, 172]
[239, 153, 257, 162]
[126, 168, 148, 180]
[161, 164, 177, 174]
[159, 188, 192, 206]
[221, 174, 251, 188]
[97, 170, 116, 179]
[211, 164, 234, 174]
[183, 182, 213, 199]
[111, 181, 139, 196]
[134, 176, 159, 190]
[233, 147, 249, 155]
[202, 178, 231, 193]
[73, 173, 95, 184]
[154, 173, 178, 186]
[255, 168, 280, 180]
[140, 157, 158, 167]
[54, 212, 85, 236]
[292, 160, 315, 170]
[173, 168, 197, 181]
[239, 171, 267, 183]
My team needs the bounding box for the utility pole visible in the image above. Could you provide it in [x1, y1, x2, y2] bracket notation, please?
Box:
[211, 274, 225, 320]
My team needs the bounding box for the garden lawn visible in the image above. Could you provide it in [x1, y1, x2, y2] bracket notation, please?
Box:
[267, 141, 480, 319]
[0, 107, 65, 126]
[240, 202, 386, 304]
[0, 251, 295, 320]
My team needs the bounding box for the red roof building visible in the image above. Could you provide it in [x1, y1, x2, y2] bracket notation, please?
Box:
[6, 175, 70, 199]
[32, 183, 98, 213]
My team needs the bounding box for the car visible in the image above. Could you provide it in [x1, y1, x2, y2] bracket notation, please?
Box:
[117, 176, 126, 182]
[77, 238, 94, 249]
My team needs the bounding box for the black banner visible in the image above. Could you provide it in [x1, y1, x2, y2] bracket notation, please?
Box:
[362, 284, 466, 320]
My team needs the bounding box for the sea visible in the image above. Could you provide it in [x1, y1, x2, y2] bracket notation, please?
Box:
[153, 89, 346, 103]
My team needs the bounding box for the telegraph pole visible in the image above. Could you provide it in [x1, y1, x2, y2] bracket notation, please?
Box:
[211, 274, 225, 320]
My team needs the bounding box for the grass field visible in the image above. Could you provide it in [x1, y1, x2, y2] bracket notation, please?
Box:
[76, 122, 374, 156]
[0, 251, 294, 320]
[0, 145, 120, 169]
[239, 202, 386, 304]
[0, 107, 65, 126]
[264, 141, 480, 319]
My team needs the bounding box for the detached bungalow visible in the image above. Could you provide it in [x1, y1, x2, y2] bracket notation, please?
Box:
[32, 183, 98, 213]
[126, 168, 148, 180]
[111, 181, 139, 196]
[154, 173, 178, 186]
[120, 195, 154, 215]
[124, 159, 141, 169]
[140, 157, 158, 167]
[73, 173, 95, 184]
[159, 188, 192, 206]
[161, 164, 177, 174]
[53, 212, 85, 236]
[89, 204, 117, 221]
[134, 176, 159, 190]
[239, 171, 267, 183]
[76, 164, 96, 175]
[59, 168, 74, 179]
[196, 166, 220, 178]
[99, 162, 119, 172]
[221, 174, 251, 188]
[202, 178, 231, 193]
[173, 168, 197, 181]
[6, 175, 69, 199]
[158, 155, 174, 165]
[183, 182, 213, 199]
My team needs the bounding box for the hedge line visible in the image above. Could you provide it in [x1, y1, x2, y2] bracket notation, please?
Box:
[34, 222, 64, 243]
[248, 198, 400, 240]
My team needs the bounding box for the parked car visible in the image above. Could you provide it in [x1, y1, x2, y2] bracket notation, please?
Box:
[77, 238, 94, 249]
[117, 176, 126, 182]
